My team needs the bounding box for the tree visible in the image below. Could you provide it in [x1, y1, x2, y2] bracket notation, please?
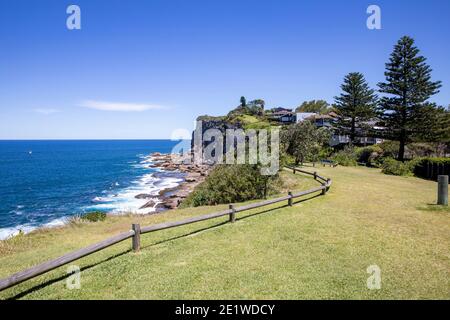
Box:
[334, 72, 378, 144]
[281, 121, 330, 165]
[413, 103, 449, 142]
[378, 36, 442, 161]
[295, 100, 329, 114]
[414, 103, 450, 156]
[240, 96, 247, 107]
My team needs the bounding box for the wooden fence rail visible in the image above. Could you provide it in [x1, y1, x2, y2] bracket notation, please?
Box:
[0, 167, 332, 292]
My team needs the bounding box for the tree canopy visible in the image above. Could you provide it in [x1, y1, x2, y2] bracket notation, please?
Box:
[377, 36, 442, 161]
[334, 72, 378, 144]
[240, 96, 247, 107]
[281, 121, 330, 165]
[295, 100, 329, 114]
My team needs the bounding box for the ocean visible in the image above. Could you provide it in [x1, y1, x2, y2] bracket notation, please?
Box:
[0, 140, 189, 240]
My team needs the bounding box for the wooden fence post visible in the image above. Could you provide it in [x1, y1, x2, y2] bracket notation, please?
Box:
[288, 191, 293, 206]
[293, 168, 296, 174]
[229, 204, 236, 223]
[313, 172, 317, 180]
[132, 224, 141, 252]
[437, 175, 448, 206]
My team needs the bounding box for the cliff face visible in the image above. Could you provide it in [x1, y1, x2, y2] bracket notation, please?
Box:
[191, 117, 243, 151]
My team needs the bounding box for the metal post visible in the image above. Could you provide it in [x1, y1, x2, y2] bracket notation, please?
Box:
[437, 175, 449, 206]
[229, 204, 236, 223]
[132, 224, 141, 252]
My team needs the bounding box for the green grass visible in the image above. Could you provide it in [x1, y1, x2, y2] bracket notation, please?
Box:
[229, 114, 273, 130]
[0, 167, 449, 299]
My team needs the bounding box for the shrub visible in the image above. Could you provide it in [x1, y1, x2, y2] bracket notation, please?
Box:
[355, 145, 383, 166]
[181, 164, 280, 207]
[80, 211, 107, 222]
[378, 141, 400, 159]
[406, 143, 435, 158]
[381, 158, 415, 176]
[331, 146, 357, 166]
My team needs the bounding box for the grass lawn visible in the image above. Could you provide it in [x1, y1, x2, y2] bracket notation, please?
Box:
[0, 166, 449, 299]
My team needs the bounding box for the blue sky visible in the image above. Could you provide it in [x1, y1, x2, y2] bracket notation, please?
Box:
[0, 0, 449, 139]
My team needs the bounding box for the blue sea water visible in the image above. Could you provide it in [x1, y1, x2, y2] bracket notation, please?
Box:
[0, 140, 188, 239]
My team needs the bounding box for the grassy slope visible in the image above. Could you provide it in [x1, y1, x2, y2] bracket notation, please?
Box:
[0, 167, 449, 299]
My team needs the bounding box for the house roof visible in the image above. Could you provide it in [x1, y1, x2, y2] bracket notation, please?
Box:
[296, 112, 317, 121]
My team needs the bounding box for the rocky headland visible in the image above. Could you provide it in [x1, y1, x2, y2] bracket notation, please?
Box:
[138, 152, 211, 212]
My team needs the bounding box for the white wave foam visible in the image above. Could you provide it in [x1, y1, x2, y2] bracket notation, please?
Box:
[87, 154, 184, 215]
[0, 217, 69, 240]
[1, 153, 185, 240]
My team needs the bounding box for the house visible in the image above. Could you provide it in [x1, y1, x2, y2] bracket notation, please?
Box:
[296, 112, 335, 128]
[296, 112, 317, 123]
[267, 108, 296, 123]
[297, 112, 383, 146]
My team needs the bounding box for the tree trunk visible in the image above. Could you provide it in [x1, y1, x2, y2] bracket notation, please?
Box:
[350, 117, 356, 144]
[398, 129, 406, 162]
[263, 179, 268, 199]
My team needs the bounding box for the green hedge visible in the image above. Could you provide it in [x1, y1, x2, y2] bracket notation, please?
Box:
[413, 158, 450, 181]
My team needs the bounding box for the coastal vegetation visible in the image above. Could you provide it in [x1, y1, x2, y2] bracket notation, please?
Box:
[181, 164, 281, 207]
[281, 121, 330, 165]
[80, 211, 107, 222]
[1, 166, 448, 299]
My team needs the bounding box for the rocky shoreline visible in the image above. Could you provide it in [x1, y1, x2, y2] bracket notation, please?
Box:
[138, 152, 211, 212]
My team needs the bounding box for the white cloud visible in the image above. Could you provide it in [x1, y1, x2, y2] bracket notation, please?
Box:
[34, 108, 60, 115]
[79, 100, 167, 112]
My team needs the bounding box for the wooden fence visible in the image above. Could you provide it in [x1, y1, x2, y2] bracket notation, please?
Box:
[0, 167, 332, 292]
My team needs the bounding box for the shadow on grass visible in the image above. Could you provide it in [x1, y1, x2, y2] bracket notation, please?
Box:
[7, 249, 131, 300]
[418, 204, 450, 213]
[236, 193, 322, 222]
[140, 221, 229, 250]
[7, 191, 325, 299]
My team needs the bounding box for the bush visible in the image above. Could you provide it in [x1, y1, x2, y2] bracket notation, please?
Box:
[80, 211, 107, 222]
[355, 145, 383, 166]
[378, 141, 400, 159]
[406, 143, 435, 158]
[331, 146, 357, 166]
[381, 158, 415, 176]
[181, 164, 280, 207]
